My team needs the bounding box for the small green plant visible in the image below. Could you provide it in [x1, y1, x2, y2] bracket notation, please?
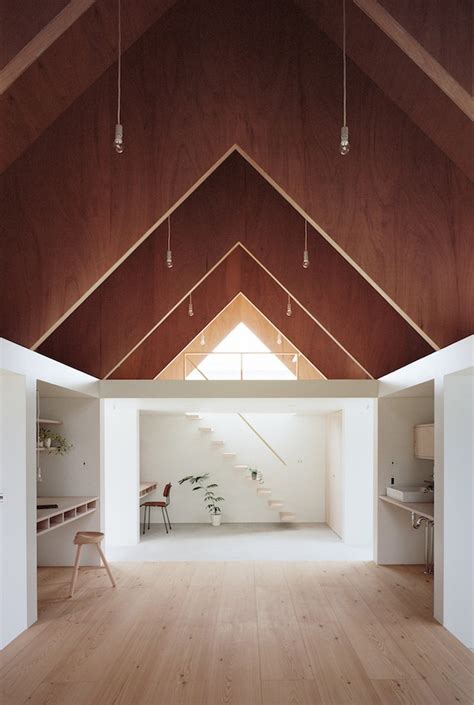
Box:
[38, 428, 73, 456]
[179, 473, 225, 515]
[249, 467, 264, 483]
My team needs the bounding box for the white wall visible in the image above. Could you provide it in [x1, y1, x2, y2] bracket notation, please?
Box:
[139, 413, 326, 524]
[103, 399, 140, 546]
[325, 411, 342, 537]
[37, 397, 101, 566]
[443, 370, 473, 648]
[0, 338, 99, 648]
[342, 403, 375, 547]
[377, 396, 434, 564]
[0, 372, 29, 648]
[379, 335, 473, 627]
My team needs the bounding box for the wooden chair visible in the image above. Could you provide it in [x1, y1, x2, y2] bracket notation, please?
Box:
[69, 531, 116, 598]
[141, 483, 172, 535]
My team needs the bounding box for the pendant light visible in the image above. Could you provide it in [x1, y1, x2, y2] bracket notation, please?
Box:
[166, 216, 173, 268]
[200, 332, 206, 346]
[286, 294, 292, 317]
[113, 0, 124, 153]
[276, 331, 282, 345]
[188, 293, 194, 317]
[340, 0, 350, 155]
[303, 219, 310, 269]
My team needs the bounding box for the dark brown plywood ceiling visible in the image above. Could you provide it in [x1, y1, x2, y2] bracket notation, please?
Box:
[1, 0, 472, 381]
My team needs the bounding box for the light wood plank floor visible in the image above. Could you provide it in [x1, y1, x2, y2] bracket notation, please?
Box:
[1, 562, 473, 705]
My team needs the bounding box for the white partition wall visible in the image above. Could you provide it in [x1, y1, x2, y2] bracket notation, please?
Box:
[379, 335, 474, 631]
[443, 369, 474, 648]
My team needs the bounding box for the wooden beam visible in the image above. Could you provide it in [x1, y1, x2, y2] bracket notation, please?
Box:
[0, 0, 96, 94]
[353, 0, 473, 119]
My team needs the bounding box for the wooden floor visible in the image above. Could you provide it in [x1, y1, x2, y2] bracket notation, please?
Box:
[1, 562, 473, 705]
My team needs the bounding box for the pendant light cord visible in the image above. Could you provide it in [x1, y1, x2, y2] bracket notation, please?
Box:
[304, 220, 308, 250]
[167, 216, 171, 250]
[342, 0, 347, 128]
[117, 0, 122, 125]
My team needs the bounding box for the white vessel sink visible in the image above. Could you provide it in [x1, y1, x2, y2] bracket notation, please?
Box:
[386, 486, 433, 503]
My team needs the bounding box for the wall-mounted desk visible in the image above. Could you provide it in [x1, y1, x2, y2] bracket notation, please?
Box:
[37, 496, 98, 536]
[140, 481, 158, 499]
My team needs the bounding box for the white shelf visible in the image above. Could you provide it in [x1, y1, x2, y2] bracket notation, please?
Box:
[379, 495, 434, 521]
[36, 496, 98, 536]
[38, 418, 63, 425]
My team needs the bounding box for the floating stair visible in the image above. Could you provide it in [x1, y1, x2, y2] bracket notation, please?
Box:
[279, 512, 296, 522]
[234, 464, 248, 469]
[257, 488, 272, 496]
[211, 440, 225, 446]
[222, 452, 236, 458]
[199, 427, 213, 432]
[185, 413, 202, 419]
[268, 500, 284, 509]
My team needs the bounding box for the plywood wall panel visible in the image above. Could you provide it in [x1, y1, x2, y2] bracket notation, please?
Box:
[1, 0, 472, 361]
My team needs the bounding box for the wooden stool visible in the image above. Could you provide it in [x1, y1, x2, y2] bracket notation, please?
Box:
[69, 531, 116, 598]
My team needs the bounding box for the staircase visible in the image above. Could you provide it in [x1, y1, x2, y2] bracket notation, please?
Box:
[186, 413, 296, 522]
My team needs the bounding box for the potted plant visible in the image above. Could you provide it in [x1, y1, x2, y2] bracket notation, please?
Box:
[179, 473, 225, 526]
[249, 468, 264, 483]
[38, 428, 73, 455]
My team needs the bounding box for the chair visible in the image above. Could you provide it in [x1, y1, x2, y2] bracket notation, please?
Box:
[69, 531, 115, 598]
[141, 483, 172, 535]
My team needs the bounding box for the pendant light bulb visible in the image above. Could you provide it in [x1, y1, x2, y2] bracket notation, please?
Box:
[340, 126, 350, 155]
[188, 294, 194, 317]
[114, 0, 124, 154]
[200, 332, 206, 346]
[114, 124, 124, 153]
[166, 216, 173, 268]
[303, 220, 310, 268]
[286, 295, 292, 317]
[340, 0, 350, 156]
[277, 331, 282, 345]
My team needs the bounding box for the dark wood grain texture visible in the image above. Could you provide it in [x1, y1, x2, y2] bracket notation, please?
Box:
[295, 0, 474, 180]
[0, 0, 70, 68]
[0, 0, 176, 172]
[39, 154, 432, 379]
[2, 0, 472, 360]
[111, 247, 369, 380]
[378, 0, 472, 93]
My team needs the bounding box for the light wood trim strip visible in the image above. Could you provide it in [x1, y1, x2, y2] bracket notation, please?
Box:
[0, 0, 96, 95]
[353, 0, 473, 119]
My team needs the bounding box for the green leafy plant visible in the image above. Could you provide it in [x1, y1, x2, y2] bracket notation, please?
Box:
[38, 428, 73, 456]
[179, 473, 225, 514]
[249, 467, 264, 483]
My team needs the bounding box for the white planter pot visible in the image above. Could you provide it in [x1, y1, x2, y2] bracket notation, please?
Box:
[44, 438, 51, 449]
[211, 514, 222, 527]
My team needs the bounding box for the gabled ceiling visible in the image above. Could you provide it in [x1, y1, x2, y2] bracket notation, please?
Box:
[1, 0, 472, 381]
[36, 151, 433, 379]
[156, 294, 325, 380]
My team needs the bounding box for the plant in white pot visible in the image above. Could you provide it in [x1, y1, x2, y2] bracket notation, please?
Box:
[179, 473, 225, 526]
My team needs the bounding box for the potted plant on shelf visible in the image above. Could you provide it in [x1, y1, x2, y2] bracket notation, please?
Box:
[179, 473, 225, 526]
[249, 467, 264, 483]
[38, 428, 73, 455]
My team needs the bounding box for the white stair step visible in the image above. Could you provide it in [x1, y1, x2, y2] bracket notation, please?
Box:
[257, 488, 272, 496]
[280, 512, 296, 522]
[222, 452, 236, 458]
[185, 413, 202, 419]
[211, 440, 225, 446]
[268, 500, 284, 509]
[234, 464, 248, 469]
[199, 427, 213, 432]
